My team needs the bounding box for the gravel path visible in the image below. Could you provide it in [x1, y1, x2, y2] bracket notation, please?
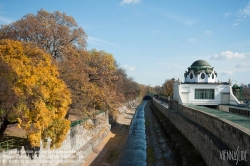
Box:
[82, 107, 136, 166]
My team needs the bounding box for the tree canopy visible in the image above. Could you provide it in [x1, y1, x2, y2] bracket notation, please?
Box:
[154, 79, 175, 97]
[0, 9, 145, 149]
[56, 49, 127, 120]
[0, 9, 87, 59]
[0, 39, 71, 148]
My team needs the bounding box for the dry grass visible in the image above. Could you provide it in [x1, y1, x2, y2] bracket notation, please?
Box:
[3, 124, 26, 138]
[82, 121, 95, 130]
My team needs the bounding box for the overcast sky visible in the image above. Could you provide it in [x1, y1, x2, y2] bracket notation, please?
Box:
[0, 0, 250, 86]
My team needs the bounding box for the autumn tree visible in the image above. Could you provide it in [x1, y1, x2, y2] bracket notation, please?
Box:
[115, 68, 140, 101]
[55, 48, 91, 118]
[56, 48, 123, 120]
[0, 39, 71, 148]
[242, 86, 250, 101]
[139, 84, 149, 98]
[88, 49, 117, 84]
[0, 9, 87, 59]
[0, 9, 144, 126]
[86, 50, 122, 119]
[0, 58, 19, 129]
[162, 79, 175, 97]
[0, 9, 125, 120]
[153, 86, 162, 95]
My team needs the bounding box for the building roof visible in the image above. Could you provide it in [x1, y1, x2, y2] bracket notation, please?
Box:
[191, 60, 210, 67]
[184, 60, 216, 78]
[181, 82, 229, 85]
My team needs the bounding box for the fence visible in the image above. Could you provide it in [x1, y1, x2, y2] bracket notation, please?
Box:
[70, 110, 105, 127]
[0, 139, 20, 152]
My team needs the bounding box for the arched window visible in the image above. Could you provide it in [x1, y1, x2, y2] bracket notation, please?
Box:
[190, 73, 193, 79]
[201, 73, 205, 79]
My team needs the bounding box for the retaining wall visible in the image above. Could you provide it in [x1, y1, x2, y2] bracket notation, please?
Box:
[0, 112, 110, 166]
[153, 99, 250, 166]
[179, 104, 250, 154]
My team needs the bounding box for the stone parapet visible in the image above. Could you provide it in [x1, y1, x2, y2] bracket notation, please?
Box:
[153, 99, 249, 166]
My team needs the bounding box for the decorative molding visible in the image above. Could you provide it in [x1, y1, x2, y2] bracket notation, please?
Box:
[184, 66, 217, 78]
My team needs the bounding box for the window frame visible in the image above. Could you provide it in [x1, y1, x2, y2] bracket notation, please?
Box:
[195, 89, 215, 99]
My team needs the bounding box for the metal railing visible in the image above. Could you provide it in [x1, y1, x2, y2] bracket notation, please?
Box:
[70, 118, 88, 127]
[70, 110, 105, 128]
[0, 139, 18, 151]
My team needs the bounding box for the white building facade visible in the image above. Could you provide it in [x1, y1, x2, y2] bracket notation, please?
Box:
[173, 60, 240, 106]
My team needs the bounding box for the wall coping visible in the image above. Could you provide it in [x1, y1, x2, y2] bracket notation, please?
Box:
[184, 105, 250, 136]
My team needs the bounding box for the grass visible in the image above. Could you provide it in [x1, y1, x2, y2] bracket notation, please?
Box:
[146, 146, 155, 163]
[106, 149, 119, 164]
[145, 120, 150, 126]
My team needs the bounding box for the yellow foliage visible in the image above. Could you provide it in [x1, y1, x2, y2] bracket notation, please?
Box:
[42, 119, 70, 149]
[163, 79, 174, 97]
[28, 131, 41, 147]
[0, 39, 71, 148]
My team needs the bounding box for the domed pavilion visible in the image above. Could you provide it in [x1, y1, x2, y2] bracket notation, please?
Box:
[184, 60, 217, 83]
[173, 60, 239, 106]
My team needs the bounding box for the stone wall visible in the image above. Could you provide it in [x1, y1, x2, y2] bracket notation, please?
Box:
[218, 105, 230, 112]
[0, 112, 110, 166]
[153, 99, 250, 166]
[180, 105, 250, 154]
[0, 99, 140, 166]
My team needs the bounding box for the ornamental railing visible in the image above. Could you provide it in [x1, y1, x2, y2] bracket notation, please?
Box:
[70, 110, 105, 128]
[0, 139, 21, 152]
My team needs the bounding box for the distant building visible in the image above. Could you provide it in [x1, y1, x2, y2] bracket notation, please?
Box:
[248, 84, 250, 88]
[173, 60, 239, 106]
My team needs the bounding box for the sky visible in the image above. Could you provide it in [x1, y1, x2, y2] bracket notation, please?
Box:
[0, 0, 250, 87]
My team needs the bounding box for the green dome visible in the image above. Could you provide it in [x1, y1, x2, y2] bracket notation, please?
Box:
[185, 60, 216, 79]
[191, 60, 210, 67]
